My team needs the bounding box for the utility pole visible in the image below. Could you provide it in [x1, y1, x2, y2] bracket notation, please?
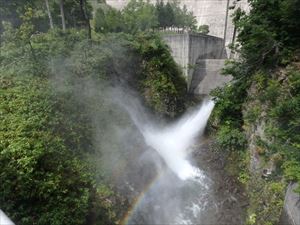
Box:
[221, 0, 230, 58]
[223, 0, 230, 46]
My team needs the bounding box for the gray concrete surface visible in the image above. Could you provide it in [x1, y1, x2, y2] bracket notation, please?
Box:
[190, 59, 231, 95]
[161, 33, 224, 76]
[161, 33, 230, 94]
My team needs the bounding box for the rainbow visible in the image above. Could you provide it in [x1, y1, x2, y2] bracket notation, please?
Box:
[121, 171, 165, 225]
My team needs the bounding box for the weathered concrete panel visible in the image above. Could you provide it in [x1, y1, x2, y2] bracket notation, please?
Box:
[161, 33, 190, 77]
[280, 183, 300, 225]
[161, 33, 226, 94]
[187, 33, 225, 87]
[161, 33, 224, 79]
[190, 59, 231, 95]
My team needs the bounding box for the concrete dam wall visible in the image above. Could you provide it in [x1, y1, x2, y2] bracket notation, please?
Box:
[189, 59, 231, 95]
[161, 32, 230, 95]
[105, 0, 250, 95]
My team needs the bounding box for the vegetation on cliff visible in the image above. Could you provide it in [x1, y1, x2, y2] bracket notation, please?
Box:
[211, 0, 300, 224]
[0, 0, 188, 224]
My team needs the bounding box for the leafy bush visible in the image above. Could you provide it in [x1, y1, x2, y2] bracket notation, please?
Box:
[0, 75, 93, 225]
[132, 32, 187, 116]
[216, 125, 247, 151]
[233, 0, 300, 70]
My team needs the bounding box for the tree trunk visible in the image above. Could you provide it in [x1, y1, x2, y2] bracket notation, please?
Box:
[45, 0, 54, 29]
[59, 0, 66, 31]
[80, 0, 91, 39]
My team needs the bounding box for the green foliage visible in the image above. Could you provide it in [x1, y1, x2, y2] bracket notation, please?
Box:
[0, 23, 86, 77]
[0, 0, 93, 32]
[0, 26, 131, 225]
[93, 0, 197, 34]
[198, 25, 209, 34]
[265, 67, 300, 192]
[216, 125, 247, 151]
[212, 1, 300, 223]
[246, 178, 285, 225]
[210, 72, 249, 152]
[244, 105, 261, 123]
[122, 0, 158, 33]
[172, 4, 197, 30]
[0, 1, 192, 223]
[94, 5, 124, 33]
[0, 75, 93, 225]
[238, 171, 250, 184]
[211, 76, 249, 128]
[51, 0, 93, 29]
[132, 32, 187, 116]
[0, 0, 48, 33]
[155, 0, 197, 30]
[233, 0, 300, 70]
[212, 0, 300, 183]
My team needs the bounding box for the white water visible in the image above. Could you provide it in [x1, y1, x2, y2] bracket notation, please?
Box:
[120, 96, 217, 224]
[141, 99, 214, 180]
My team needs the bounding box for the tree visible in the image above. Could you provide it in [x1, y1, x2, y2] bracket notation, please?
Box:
[122, 0, 158, 33]
[164, 2, 175, 27]
[156, 0, 166, 28]
[198, 24, 209, 34]
[94, 5, 123, 33]
[233, 0, 300, 69]
[0, 0, 49, 33]
[80, 0, 91, 38]
[45, 0, 54, 29]
[169, 2, 196, 30]
[59, 0, 66, 31]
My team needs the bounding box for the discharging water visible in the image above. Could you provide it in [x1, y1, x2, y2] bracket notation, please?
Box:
[122, 98, 233, 224]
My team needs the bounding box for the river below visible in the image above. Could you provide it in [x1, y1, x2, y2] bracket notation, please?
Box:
[121, 99, 247, 225]
[125, 137, 247, 225]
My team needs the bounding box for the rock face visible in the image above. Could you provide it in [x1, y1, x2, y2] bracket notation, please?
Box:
[106, 0, 249, 45]
[280, 183, 300, 225]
